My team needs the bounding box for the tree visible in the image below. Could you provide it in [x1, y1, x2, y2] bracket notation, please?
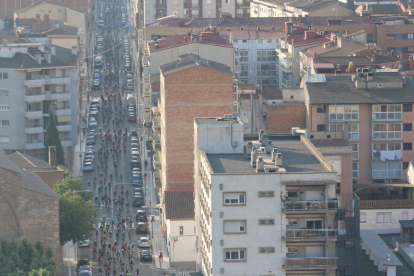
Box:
[44, 110, 65, 166]
[53, 170, 94, 245]
[0, 240, 56, 276]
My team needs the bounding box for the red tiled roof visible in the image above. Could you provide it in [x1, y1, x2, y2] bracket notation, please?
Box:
[303, 44, 340, 56]
[148, 32, 232, 52]
[285, 33, 330, 47]
[220, 30, 284, 40]
[314, 63, 335, 69]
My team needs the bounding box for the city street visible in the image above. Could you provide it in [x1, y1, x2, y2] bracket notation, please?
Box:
[73, 0, 169, 275]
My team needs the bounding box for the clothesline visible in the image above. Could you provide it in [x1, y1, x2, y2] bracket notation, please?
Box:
[373, 149, 403, 161]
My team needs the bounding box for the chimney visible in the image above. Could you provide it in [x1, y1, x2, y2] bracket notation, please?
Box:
[35, 52, 42, 64]
[71, 46, 77, 55]
[371, 53, 375, 62]
[229, 33, 232, 43]
[285, 22, 293, 34]
[184, 37, 187, 42]
[45, 51, 51, 63]
[48, 146, 57, 166]
[262, 134, 268, 146]
[275, 153, 283, 167]
[259, 129, 265, 143]
[271, 148, 278, 162]
[246, 141, 253, 158]
[58, 21, 64, 28]
[305, 31, 317, 40]
[256, 156, 264, 172]
[265, 140, 273, 154]
[367, 72, 373, 81]
[257, 27, 260, 30]
[240, 27, 243, 30]
[250, 148, 258, 167]
[344, 121, 349, 140]
[51, 46, 56, 55]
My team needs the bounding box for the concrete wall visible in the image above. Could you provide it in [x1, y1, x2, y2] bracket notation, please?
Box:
[360, 208, 414, 233]
[166, 219, 196, 267]
[305, 4, 354, 17]
[49, 36, 79, 50]
[161, 65, 233, 191]
[267, 104, 306, 133]
[65, 7, 86, 29]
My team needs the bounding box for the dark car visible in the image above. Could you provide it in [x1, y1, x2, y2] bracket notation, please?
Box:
[77, 259, 90, 272]
[136, 210, 147, 222]
[136, 222, 148, 233]
[132, 196, 144, 207]
[140, 250, 152, 262]
[128, 113, 137, 123]
[86, 137, 95, 145]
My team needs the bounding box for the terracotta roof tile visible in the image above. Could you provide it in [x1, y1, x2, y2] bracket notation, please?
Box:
[164, 191, 194, 220]
[149, 33, 232, 52]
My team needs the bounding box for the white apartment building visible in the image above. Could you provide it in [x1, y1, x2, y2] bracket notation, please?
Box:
[0, 42, 78, 163]
[220, 30, 283, 88]
[194, 117, 340, 276]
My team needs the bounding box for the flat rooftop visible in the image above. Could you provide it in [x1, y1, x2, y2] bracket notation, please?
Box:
[206, 136, 327, 174]
[195, 117, 240, 125]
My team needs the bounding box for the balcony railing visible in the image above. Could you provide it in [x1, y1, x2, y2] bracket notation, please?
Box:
[48, 91, 71, 100]
[284, 257, 337, 270]
[155, 13, 166, 18]
[282, 78, 293, 87]
[153, 171, 161, 189]
[360, 199, 414, 209]
[26, 140, 44, 150]
[283, 229, 337, 241]
[153, 154, 161, 171]
[152, 116, 161, 134]
[156, 3, 166, 9]
[283, 200, 338, 213]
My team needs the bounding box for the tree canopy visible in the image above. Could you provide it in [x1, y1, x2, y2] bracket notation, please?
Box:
[0, 240, 56, 276]
[53, 169, 94, 245]
[44, 109, 65, 166]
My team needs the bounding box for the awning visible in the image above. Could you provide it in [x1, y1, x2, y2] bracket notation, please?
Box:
[57, 115, 71, 122]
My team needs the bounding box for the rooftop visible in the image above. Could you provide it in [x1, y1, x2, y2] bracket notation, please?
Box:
[219, 30, 284, 40]
[164, 191, 194, 220]
[0, 149, 24, 175]
[195, 117, 240, 125]
[311, 139, 351, 147]
[312, 55, 399, 66]
[360, 230, 403, 266]
[285, 32, 330, 47]
[206, 136, 327, 174]
[8, 151, 52, 168]
[148, 32, 232, 53]
[399, 220, 414, 228]
[21, 169, 59, 197]
[0, 44, 77, 69]
[15, 0, 85, 15]
[306, 72, 414, 104]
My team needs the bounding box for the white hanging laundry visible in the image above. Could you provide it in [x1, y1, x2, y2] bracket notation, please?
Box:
[386, 151, 395, 161]
[380, 151, 387, 161]
[395, 149, 402, 159]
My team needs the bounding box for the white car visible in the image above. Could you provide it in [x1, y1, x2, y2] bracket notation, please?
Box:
[138, 237, 151, 248]
[89, 119, 97, 127]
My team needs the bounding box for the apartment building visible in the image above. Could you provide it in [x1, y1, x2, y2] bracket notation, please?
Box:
[138, 0, 251, 27]
[0, 42, 78, 163]
[142, 29, 234, 125]
[154, 54, 234, 194]
[193, 119, 361, 276]
[251, 0, 354, 18]
[12, 0, 87, 29]
[302, 70, 414, 232]
[219, 30, 283, 88]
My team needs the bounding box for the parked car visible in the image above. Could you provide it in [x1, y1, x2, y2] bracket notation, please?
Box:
[86, 137, 95, 145]
[138, 237, 151, 248]
[131, 143, 139, 151]
[136, 210, 147, 221]
[77, 236, 90, 247]
[77, 260, 90, 272]
[79, 265, 91, 273]
[89, 118, 97, 127]
[91, 99, 100, 109]
[83, 162, 93, 171]
[133, 196, 144, 208]
[128, 112, 137, 123]
[126, 79, 134, 90]
[132, 174, 141, 184]
[98, 20, 104, 28]
[86, 146, 95, 152]
[136, 222, 148, 233]
[140, 250, 152, 262]
[131, 137, 139, 144]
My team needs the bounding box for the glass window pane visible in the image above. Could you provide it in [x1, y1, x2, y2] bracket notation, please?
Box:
[373, 105, 381, 112]
[239, 250, 245, 259]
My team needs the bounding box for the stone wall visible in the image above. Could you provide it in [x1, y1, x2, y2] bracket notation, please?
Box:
[35, 170, 64, 189]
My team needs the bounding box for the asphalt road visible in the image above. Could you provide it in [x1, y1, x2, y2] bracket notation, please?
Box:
[78, 0, 161, 275]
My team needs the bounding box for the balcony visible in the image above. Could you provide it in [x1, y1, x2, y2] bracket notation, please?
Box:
[155, 13, 166, 19]
[282, 78, 293, 87]
[48, 91, 71, 101]
[25, 110, 43, 118]
[153, 171, 161, 189]
[25, 91, 46, 102]
[25, 126, 43, 134]
[237, 2, 250, 8]
[54, 107, 72, 116]
[152, 116, 161, 134]
[283, 257, 337, 270]
[153, 154, 161, 171]
[49, 76, 71, 85]
[155, 3, 166, 9]
[152, 134, 161, 152]
[61, 139, 73, 147]
[283, 229, 337, 241]
[360, 199, 414, 209]
[24, 76, 46, 87]
[282, 200, 338, 214]
[57, 123, 72, 132]
[280, 60, 293, 71]
[25, 140, 44, 150]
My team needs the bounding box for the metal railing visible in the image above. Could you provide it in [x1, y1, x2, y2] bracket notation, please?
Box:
[27, 140, 43, 144]
[284, 257, 337, 269]
[26, 75, 45, 80]
[283, 200, 338, 212]
[283, 229, 337, 240]
[26, 90, 42, 95]
[360, 199, 414, 209]
[50, 90, 70, 94]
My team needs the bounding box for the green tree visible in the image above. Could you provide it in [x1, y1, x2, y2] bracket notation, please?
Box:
[44, 110, 65, 166]
[58, 192, 95, 245]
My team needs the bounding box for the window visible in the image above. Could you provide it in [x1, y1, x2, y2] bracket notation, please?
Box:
[373, 142, 401, 158]
[404, 123, 412, 131]
[224, 193, 245, 205]
[373, 105, 402, 120]
[377, 212, 391, 223]
[0, 89, 8, 96]
[317, 124, 326, 132]
[259, 247, 274, 253]
[287, 247, 298, 254]
[224, 221, 246, 234]
[353, 162, 359, 179]
[403, 143, 412, 150]
[373, 162, 402, 178]
[0, 72, 8, 79]
[287, 191, 298, 198]
[258, 39, 263, 44]
[349, 124, 359, 139]
[179, 226, 183, 235]
[288, 219, 298, 226]
[317, 105, 326, 113]
[0, 104, 9, 111]
[329, 105, 359, 120]
[360, 212, 366, 223]
[403, 211, 409, 220]
[224, 249, 245, 261]
[367, 34, 373, 43]
[259, 219, 274, 225]
[0, 120, 9, 127]
[267, 39, 272, 43]
[258, 191, 274, 197]
[403, 162, 409, 169]
[352, 143, 359, 159]
[403, 104, 412, 112]
[387, 34, 395, 40]
[0, 136, 10, 143]
[242, 40, 247, 43]
[373, 123, 402, 139]
[306, 219, 323, 229]
[329, 124, 344, 132]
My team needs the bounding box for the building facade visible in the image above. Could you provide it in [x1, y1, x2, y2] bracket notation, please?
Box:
[0, 42, 78, 163]
[194, 119, 342, 276]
